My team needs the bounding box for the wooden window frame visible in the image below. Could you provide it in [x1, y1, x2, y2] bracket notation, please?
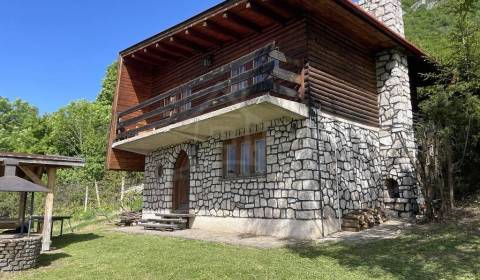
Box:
[223, 132, 266, 178]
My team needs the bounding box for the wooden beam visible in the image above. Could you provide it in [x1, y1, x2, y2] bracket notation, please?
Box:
[169, 36, 207, 53]
[18, 165, 44, 185]
[142, 48, 175, 62]
[246, 1, 286, 24]
[202, 20, 242, 40]
[41, 167, 56, 252]
[130, 53, 164, 66]
[185, 29, 223, 46]
[266, 0, 302, 18]
[155, 43, 188, 59]
[222, 12, 262, 33]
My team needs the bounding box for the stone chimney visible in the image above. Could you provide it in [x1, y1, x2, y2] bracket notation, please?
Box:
[358, 0, 405, 36]
[359, 0, 419, 216]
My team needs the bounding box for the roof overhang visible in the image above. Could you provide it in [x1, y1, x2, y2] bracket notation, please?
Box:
[112, 95, 309, 155]
[119, 0, 429, 60]
[0, 153, 85, 168]
[0, 176, 51, 193]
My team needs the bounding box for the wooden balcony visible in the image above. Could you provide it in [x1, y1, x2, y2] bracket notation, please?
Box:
[112, 44, 309, 154]
[116, 44, 303, 140]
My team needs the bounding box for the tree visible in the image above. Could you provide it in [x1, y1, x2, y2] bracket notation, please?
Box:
[48, 100, 111, 182]
[0, 97, 50, 154]
[96, 62, 118, 106]
[415, 0, 480, 219]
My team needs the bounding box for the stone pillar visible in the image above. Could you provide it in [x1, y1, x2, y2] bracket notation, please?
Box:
[376, 50, 417, 216]
[360, 0, 418, 216]
[358, 0, 405, 36]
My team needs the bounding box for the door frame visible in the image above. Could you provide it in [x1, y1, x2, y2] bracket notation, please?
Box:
[172, 150, 190, 212]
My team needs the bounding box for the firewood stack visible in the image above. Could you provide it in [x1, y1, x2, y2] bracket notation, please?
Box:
[341, 208, 388, 232]
[116, 211, 142, 226]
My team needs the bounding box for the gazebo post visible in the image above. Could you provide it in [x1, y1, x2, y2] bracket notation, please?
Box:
[18, 192, 27, 227]
[41, 167, 57, 251]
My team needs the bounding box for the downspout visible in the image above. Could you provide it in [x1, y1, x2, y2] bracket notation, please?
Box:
[305, 14, 325, 238]
[332, 132, 341, 228]
[305, 69, 325, 237]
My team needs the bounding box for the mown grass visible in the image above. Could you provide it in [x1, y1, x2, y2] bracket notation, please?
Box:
[2, 217, 478, 280]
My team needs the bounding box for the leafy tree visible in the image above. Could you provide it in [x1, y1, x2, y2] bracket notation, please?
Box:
[96, 62, 118, 106]
[0, 97, 50, 154]
[47, 100, 111, 182]
[414, 0, 480, 219]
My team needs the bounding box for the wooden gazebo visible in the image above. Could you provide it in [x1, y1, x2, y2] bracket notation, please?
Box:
[0, 152, 84, 251]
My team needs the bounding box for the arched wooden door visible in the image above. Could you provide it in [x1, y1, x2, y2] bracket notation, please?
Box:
[173, 151, 190, 212]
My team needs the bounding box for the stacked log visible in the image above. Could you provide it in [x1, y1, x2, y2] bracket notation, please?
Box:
[341, 208, 388, 232]
[116, 211, 142, 226]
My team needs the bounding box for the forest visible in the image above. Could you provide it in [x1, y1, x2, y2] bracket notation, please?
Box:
[0, 0, 479, 222]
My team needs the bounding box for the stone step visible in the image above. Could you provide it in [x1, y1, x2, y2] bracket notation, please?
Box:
[145, 218, 187, 224]
[155, 213, 194, 218]
[139, 222, 184, 230]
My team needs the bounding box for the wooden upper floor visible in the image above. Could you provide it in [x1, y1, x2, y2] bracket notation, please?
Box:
[107, 0, 429, 171]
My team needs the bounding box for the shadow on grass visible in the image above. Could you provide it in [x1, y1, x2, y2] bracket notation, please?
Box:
[37, 252, 71, 267]
[286, 225, 480, 280]
[51, 232, 103, 250]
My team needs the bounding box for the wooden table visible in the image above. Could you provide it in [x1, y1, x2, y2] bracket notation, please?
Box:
[30, 215, 72, 237]
[0, 218, 18, 230]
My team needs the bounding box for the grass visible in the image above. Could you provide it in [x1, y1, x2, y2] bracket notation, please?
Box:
[2, 213, 479, 280]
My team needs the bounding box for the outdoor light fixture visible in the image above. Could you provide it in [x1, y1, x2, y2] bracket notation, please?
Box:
[188, 143, 199, 166]
[202, 54, 214, 67]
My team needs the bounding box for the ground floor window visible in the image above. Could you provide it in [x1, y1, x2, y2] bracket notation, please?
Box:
[223, 132, 266, 178]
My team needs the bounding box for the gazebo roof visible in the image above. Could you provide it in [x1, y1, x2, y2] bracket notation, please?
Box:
[0, 152, 85, 168]
[0, 176, 51, 193]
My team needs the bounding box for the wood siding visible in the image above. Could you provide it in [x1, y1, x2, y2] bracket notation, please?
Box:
[106, 61, 151, 171]
[108, 15, 382, 171]
[150, 19, 307, 102]
[306, 16, 379, 127]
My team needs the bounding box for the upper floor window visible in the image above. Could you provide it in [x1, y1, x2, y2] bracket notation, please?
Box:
[223, 132, 266, 178]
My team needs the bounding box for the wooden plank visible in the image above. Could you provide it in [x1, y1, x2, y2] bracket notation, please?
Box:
[223, 12, 262, 33]
[185, 29, 223, 46]
[203, 20, 242, 40]
[246, 1, 286, 24]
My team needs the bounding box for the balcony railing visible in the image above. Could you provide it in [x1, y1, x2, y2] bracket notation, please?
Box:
[115, 43, 304, 141]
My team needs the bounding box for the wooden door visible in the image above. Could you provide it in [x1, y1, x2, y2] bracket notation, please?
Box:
[173, 151, 190, 212]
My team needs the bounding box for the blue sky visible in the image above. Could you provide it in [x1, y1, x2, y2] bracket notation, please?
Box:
[0, 0, 221, 114]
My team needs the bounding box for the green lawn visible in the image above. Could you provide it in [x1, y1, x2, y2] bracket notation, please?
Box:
[3, 220, 479, 280]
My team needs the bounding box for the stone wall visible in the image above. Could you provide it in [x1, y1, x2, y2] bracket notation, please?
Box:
[144, 117, 323, 221]
[358, 0, 405, 36]
[315, 113, 384, 219]
[0, 235, 42, 272]
[143, 109, 386, 235]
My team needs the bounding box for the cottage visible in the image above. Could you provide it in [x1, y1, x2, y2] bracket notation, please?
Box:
[107, 0, 429, 239]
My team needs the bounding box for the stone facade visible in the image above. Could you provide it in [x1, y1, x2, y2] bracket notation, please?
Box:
[0, 235, 42, 272]
[358, 0, 405, 36]
[143, 109, 386, 236]
[315, 113, 384, 219]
